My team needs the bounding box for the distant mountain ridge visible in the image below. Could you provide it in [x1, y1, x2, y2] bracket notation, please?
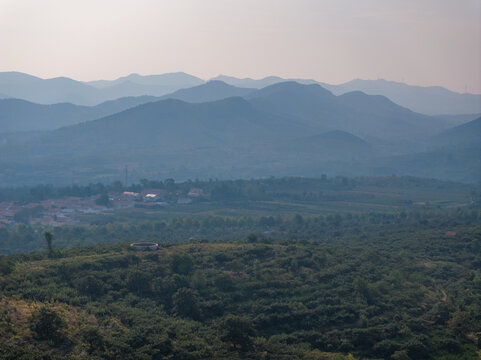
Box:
[431, 116, 481, 147]
[0, 72, 205, 106]
[0, 96, 157, 133]
[0, 74, 478, 185]
[2, 81, 476, 186]
[321, 79, 481, 115]
[0, 81, 461, 153]
[211, 75, 318, 89]
[86, 72, 204, 89]
[0, 81, 259, 133]
[246, 82, 438, 140]
[1, 96, 311, 161]
[214, 75, 481, 116]
[158, 81, 256, 103]
[2, 71, 479, 115]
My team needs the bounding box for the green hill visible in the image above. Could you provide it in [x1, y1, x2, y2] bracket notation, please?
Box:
[0, 210, 480, 359]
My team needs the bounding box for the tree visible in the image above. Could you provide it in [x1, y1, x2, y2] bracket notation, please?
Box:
[82, 327, 104, 355]
[0, 255, 14, 275]
[127, 270, 152, 297]
[29, 306, 67, 344]
[246, 233, 258, 243]
[76, 275, 105, 298]
[171, 253, 194, 275]
[448, 311, 473, 335]
[218, 315, 255, 351]
[172, 288, 201, 320]
[44, 231, 54, 258]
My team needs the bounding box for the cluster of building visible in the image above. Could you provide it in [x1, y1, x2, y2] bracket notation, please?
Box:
[0, 196, 103, 227]
[0, 188, 207, 227]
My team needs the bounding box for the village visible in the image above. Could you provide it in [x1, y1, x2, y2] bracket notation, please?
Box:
[0, 188, 207, 227]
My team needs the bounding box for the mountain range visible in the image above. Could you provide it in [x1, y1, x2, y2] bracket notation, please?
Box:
[213, 75, 481, 116]
[0, 81, 256, 133]
[320, 79, 481, 116]
[0, 81, 477, 185]
[430, 116, 481, 147]
[1, 71, 480, 115]
[0, 96, 155, 133]
[0, 72, 204, 106]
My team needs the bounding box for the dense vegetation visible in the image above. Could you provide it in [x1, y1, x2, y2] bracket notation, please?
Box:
[0, 207, 480, 359]
[1, 207, 480, 255]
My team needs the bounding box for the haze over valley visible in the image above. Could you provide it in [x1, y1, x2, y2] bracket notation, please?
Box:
[0, 72, 479, 186]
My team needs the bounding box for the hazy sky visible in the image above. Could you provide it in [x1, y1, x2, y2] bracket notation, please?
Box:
[1, 0, 480, 93]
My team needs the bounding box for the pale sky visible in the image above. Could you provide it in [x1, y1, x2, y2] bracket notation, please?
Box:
[1, 0, 480, 93]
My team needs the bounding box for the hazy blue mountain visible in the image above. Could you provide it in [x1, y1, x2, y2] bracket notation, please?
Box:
[4, 71, 480, 115]
[5, 97, 309, 159]
[322, 79, 481, 115]
[0, 72, 205, 105]
[0, 93, 9, 99]
[431, 113, 481, 127]
[246, 82, 441, 141]
[0, 80, 256, 133]
[158, 81, 256, 103]
[88, 73, 206, 99]
[431, 116, 481, 147]
[0, 72, 101, 105]
[1, 81, 458, 157]
[0, 96, 157, 133]
[213, 75, 481, 115]
[211, 75, 318, 89]
[1, 81, 477, 185]
[87, 72, 204, 89]
[280, 130, 374, 160]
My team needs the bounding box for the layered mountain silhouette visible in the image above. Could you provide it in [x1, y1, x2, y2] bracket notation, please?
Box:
[212, 76, 481, 116]
[246, 82, 439, 140]
[0, 72, 204, 105]
[2, 81, 452, 153]
[0, 81, 259, 133]
[0, 96, 156, 133]
[3, 71, 479, 115]
[2, 97, 309, 160]
[157, 81, 256, 103]
[0, 72, 99, 105]
[87, 72, 204, 89]
[322, 79, 481, 115]
[431, 116, 481, 147]
[0, 79, 477, 185]
[211, 75, 318, 89]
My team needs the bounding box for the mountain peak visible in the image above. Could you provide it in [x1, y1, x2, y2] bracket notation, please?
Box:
[158, 81, 255, 103]
[247, 81, 334, 99]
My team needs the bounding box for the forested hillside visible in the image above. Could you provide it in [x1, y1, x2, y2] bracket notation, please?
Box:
[0, 208, 480, 359]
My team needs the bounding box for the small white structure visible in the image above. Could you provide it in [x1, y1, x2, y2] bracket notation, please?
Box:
[130, 242, 159, 251]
